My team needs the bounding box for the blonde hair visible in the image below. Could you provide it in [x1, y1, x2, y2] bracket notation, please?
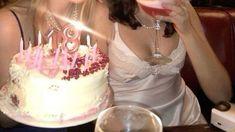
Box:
[33, 0, 96, 33]
[11, 0, 96, 39]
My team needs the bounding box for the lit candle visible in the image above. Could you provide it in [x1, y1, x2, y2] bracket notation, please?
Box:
[48, 36, 53, 50]
[71, 52, 78, 69]
[38, 31, 42, 46]
[47, 30, 54, 39]
[86, 35, 91, 48]
[19, 38, 24, 59]
[53, 48, 60, 66]
[25, 41, 32, 63]
[33, 31, 42, 67]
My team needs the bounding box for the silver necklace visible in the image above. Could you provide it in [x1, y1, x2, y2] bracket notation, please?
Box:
[46, 4, 79, 32]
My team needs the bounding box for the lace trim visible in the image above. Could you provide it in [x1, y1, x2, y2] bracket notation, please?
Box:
[152, 39, 186, 75]
[110, 24, 186, 77]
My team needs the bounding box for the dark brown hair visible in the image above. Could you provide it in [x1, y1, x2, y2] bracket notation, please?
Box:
[106, 0, 176, 37]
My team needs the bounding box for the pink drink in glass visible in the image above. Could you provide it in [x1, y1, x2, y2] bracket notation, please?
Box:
[137, 0, 176, 16]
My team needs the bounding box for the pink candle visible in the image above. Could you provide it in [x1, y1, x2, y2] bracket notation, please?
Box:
[63, 49, 68, 70]
[71, 52, 78, 69]
[19, 38, 24, 59]
[92, 43, 97, 62]
[33, 31, 42, 67]
[25, 42, 32, 63]
[33, 46, 41, 68]
[53, 48, 60, 66]
[84, 53, 89, 70]
[37, 50, 43, 69]
[38, 31, 42, 46]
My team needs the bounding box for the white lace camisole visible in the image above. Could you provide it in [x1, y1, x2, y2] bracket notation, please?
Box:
[108, 23, 207, 126]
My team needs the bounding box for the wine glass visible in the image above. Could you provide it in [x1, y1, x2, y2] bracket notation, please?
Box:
[135, 0, 176, 65]
[94, 105, 162, 132]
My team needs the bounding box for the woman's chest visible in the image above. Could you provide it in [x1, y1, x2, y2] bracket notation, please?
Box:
[118, 24, 179, 61]
[108, 38, 186, 82]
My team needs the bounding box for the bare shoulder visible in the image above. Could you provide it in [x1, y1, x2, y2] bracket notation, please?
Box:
[0, 8, 21, 49]
[0, 7, 21, 85]
[0, 8, 17, 30]
[0, 7, 21, 66]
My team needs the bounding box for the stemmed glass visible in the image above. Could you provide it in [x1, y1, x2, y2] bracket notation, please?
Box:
[94, 105, 162, 132]
[135, 0, 176, 65]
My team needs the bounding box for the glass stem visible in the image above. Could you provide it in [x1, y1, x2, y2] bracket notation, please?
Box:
[154, 19, 161, 56]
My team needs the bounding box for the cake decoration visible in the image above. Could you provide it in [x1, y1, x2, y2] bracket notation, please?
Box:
[0, 24, 112, 126]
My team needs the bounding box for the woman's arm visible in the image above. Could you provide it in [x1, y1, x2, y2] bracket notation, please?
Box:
[0, 8, 20, 128]
[161, 0, 232, 104]
[0, 8, 20, 89]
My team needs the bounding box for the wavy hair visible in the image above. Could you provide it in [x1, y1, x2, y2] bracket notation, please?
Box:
[106, 0, 176, 37]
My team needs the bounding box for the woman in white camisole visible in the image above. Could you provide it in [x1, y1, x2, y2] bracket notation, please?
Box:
[101, 0, 232, 126]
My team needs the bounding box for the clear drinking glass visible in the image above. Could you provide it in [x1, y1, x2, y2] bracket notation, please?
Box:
[94, 105, 162, 132]
[135, 0, 177, 65]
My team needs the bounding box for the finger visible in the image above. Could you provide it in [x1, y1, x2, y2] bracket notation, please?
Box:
[162, 3, 185, 16]
[180, 0, 191, 9]
[155, 15, 173, 23]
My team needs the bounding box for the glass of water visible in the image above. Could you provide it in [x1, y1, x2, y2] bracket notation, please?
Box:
[94, 105, 162, 132]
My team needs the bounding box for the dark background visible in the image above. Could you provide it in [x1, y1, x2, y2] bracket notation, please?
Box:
[191, 0, 235, 7]
[1, 0, 235, 8]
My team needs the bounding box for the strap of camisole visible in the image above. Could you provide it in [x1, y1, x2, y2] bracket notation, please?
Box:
[9, 9, 25, 49]
[114, 23, 118, 32]
[113, 23, 121, 41]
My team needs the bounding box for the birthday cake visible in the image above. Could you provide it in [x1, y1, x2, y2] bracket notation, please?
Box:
[0, 34, 111, 123]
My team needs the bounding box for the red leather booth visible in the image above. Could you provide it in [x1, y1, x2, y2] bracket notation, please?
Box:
[181, 7, 235, 122]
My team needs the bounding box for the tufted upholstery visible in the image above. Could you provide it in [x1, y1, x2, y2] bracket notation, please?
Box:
[181, 7, 235, 122]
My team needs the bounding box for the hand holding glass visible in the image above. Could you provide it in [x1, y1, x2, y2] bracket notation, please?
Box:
[135, 0, 176, 65]
[137, 0, 177, 16]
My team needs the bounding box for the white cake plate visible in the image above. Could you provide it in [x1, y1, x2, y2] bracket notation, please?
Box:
[0, 84, 113, 128]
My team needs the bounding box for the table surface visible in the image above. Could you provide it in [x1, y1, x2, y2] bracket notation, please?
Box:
[67, 122, 224, 132]
[0, 122, 223, 132]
